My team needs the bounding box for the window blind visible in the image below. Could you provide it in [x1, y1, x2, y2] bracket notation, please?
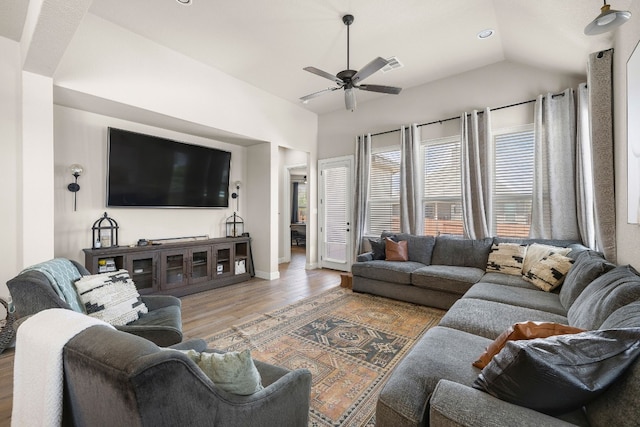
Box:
[368, 149, 401, 235]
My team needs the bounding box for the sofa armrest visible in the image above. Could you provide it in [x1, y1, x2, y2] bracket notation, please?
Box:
[7, 271, 70, 318]
[141, 294, 181, 311]
[169, 339, 207, 352]
[356, 252, 374, 262]
[430, 380, 578, 427]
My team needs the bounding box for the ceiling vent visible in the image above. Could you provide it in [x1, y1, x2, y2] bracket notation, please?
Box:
[382, 57, 403, 73]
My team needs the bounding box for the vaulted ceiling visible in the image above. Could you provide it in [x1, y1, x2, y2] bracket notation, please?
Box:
[1, 0, 630, 114]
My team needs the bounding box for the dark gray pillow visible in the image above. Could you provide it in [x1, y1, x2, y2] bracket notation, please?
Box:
[368, 238, 386, 260]
[431, 236, 493, 269]
[559, 250, 615, 310]
[568, 265, 640, 330]
[473, 328, 640, 415]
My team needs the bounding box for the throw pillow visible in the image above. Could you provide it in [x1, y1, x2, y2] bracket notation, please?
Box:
[559, 250, 615, 310]
[368, 238, 386, 260]
[473, 321, 585, 369]
[522, 243, 571, 274]
[74, 270, 148, 326]
[473, 328, 640, 415]
[486, 243, 527, 276]
[385, 238, 408, 261]
[179, 349, 264, 395]
[523, 253, 575, 292]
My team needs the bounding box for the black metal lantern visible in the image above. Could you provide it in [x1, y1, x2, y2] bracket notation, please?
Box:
[225, 212, 244, 237]
[92, 212, 119, 249]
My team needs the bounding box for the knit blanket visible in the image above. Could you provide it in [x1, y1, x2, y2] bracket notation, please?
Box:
[22, 258, 85, 313]
[11, 309, 114, 427]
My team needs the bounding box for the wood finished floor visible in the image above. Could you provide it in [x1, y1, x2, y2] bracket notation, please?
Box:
[0, 246, 342, 427]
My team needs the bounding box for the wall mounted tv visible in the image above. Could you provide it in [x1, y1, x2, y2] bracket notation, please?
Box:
[107, 127, 231, 208]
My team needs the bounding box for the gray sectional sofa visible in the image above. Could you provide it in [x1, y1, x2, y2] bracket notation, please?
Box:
[351, 234, 640, 427]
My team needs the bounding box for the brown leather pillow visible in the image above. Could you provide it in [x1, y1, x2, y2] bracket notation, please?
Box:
[473, 321, 586, 369]
[385, 238, 408, 261]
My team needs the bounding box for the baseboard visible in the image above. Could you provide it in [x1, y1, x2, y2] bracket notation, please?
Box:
[255, 270, 280, 280]
[306, 262, 319, 270]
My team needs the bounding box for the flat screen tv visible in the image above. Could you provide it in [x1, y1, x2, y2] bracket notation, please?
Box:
[107, 127, 231, 208]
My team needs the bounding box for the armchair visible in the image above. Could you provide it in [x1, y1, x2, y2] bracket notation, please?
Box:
[61, 325, 312, 426]
[7, 259, 183, 346]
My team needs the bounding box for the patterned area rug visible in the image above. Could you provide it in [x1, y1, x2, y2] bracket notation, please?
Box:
[207, 287, 445, 426]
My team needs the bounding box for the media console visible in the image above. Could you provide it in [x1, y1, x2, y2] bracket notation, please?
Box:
[83, 236, 252, 297]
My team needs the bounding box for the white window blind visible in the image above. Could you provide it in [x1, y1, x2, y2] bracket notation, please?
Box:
[368, 148, 401, 235]
[493, 129, 534, 237]
[422, 137, 463, 236]
[323, 166, 348, 262]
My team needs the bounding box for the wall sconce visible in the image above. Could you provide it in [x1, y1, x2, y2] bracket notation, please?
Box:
[67, 164, 84, 212]
[231, 181, 241, 211]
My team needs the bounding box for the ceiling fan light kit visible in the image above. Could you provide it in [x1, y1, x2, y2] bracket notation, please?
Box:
[584, 1, 631, 35]
[300, 14, 402, 111]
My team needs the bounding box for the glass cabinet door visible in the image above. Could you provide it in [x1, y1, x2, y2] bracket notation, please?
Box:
[125, 253, 157, 294]
[161, 250, 188, 289]
[189, 246, 212, 285]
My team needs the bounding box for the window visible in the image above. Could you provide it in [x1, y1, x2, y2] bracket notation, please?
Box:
[492, 128, 534, 237]
[367, 148, 401, 235]
[422, 137, 463, 236]
[297, 183, 307, 223]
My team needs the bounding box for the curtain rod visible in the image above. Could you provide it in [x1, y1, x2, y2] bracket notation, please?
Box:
[370, 90, 570, 138]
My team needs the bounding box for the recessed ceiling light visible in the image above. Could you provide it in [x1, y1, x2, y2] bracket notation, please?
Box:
[176, 0, 192, 5]
[477, 29, 494, 39]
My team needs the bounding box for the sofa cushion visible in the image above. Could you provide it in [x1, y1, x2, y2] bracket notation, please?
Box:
[522, 243, 571, 275]
[350, 260, 424, 285]
[412, 265, 484, 295]
[478, 272, 538, 290]
[568, 265, 640, 330]
[559, 250, 615, 310]
[431, 236, 493, 269]
[382, 232, 436, 265]
[485, 243, 527, 276]
[472, 321, 585, 369]
[523, 253, 574, 292]
[600, 302, 640, 329]
[473, 328, 640, 415]
[439, 298, 568, 340]
[463, 283, 567, 316]
[74, 270, 149, 326]
[376, 326, 492, 427]
[385, 238, 408, 261]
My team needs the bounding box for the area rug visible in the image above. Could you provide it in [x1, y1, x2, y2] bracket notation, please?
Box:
[206, 287, 445, 426]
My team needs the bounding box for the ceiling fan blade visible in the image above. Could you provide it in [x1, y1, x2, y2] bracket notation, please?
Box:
[351, 57, 389, 84]
[299, 87, 341, 103]
[357, 84, 402, 95]
[303, 66, 344, 84]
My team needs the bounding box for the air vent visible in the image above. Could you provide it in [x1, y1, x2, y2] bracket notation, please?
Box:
[382, 57, 403, 73]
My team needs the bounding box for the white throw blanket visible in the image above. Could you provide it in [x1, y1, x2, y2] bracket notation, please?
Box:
[11, 309, 114, 427]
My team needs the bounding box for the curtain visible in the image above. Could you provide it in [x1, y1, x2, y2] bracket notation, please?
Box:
[291, 182, 299, 223]
[400, 124, 423, 234]
[530, 89, 580, 240]
[461, 109, 491, 239]
[576, 83, 596, 249]
[588, 49, 616, 262]
[354, 134, 371, 258]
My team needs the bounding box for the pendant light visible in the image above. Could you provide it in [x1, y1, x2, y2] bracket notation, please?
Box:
[584, 1, 631, 35]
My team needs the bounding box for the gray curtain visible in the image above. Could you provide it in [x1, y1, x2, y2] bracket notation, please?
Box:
[354, 134, 371, 258]
[588, 49, 616, 262]
[291, 182, 299, 223]
[530, 89, 580, 240]
[460, 109, 491, 239]
[400, 124, 423, 235]
[576, 82, 596, 249]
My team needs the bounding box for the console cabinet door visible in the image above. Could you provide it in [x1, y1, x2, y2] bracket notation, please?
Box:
[188, 246, 212, 285]
[160, 249, 189, 290]
[125, 252, 158, 294]
[213, 243, 234, 279]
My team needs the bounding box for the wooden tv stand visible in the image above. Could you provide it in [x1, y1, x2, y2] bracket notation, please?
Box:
[83, 236, 252, 297]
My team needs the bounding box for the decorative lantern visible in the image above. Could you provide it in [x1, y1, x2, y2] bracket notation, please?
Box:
[225, 212, 244, 237]
[92, 212, 119, 249]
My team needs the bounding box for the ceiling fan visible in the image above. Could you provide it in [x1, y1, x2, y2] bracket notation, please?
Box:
[300, 14, 402, 111]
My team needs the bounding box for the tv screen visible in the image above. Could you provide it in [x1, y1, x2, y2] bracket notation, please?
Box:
[107, 128, 231, 208]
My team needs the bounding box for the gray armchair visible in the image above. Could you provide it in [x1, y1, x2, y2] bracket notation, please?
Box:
[61, 325, 312, 427]
[7, 259, 183, 346]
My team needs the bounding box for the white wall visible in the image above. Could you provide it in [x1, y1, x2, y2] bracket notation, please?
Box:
[53, 105, 248, 264]
[318, 60, 585, 159]
[614, 1, 640, 269]
[278, 147, 308, 262]
[0, 38, 21, 302]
